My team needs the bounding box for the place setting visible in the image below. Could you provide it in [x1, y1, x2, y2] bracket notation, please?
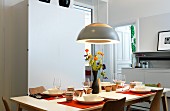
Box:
[111, 74, 155, 96]
[112, 74, 129, 92]
[56, 79, 106, 109]
[129, 81, 151, 94]
[74, 79, 104, 105]
[58, 91, 105, 109]
[39, 78, 66, 100]
[57, 93, 105, 109]
[115, 81, 157, 96]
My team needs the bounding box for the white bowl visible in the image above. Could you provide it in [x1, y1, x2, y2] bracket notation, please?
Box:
[48, 88, 60, 94]
[131, 81, 143, 86]
[134, 85, 146, 90]
[83, 94, 98, 101]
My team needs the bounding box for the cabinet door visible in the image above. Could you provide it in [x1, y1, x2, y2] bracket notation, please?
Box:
[28, 0, 85, 89]
[145, 71, 170, 97]
[122, 69, 145, 83]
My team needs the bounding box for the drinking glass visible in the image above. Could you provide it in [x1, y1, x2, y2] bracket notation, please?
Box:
[113, 74, 121, 85]
[53, 77, 61, 90]
[121, 74, 126, 91]
[83, 78, 90, 94]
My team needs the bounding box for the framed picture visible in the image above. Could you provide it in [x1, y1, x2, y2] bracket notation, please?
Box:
[157, 30, 170, 51]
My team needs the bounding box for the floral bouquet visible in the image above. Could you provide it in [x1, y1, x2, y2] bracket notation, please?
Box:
[84, 49, 106, 78]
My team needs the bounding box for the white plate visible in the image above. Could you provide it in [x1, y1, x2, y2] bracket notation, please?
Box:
[42, 90, 64, 96]
[101, 82, 111, 86]
[130, 88, 151, 94]
[76, 97, 104, 104]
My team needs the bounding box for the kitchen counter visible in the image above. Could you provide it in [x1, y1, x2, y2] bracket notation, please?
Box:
[122, 68, 170, 97]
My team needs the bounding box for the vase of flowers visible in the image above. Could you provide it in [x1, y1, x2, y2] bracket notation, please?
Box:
[84, 49, 106, 94]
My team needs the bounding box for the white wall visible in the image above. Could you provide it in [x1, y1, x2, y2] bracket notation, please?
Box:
[108, 0, 170, 27]
[108, 0, 170, 52]
[138, 12, 170, 52]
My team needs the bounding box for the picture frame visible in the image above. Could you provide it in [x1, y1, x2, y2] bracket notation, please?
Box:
[157, 30, 170, 51]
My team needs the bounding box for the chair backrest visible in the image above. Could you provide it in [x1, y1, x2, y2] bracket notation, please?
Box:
[2, 97, 11, 111]
[29, 86, 46, 95]
[150, 88, 164, 111]
[102, 97, 126, 111]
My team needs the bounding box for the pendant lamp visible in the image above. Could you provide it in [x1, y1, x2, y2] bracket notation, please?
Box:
[77, 23, 119, 44]
[76, 0, 119, 44]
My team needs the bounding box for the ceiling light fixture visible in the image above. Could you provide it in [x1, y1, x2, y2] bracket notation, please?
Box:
[76, 0, 119, 44]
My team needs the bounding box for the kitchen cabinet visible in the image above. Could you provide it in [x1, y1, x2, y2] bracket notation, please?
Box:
[145, 70, 170, 96]
[122, 68, 170, 97]
[122, 68, 170, 110]
[122, 68, 145, 83]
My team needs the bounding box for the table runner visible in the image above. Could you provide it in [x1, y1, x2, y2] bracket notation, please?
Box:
[57, 100, 104, 109]
[116, 90, 155, 96]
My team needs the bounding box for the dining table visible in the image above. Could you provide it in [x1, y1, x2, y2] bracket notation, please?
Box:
[10, 87, 170, 111]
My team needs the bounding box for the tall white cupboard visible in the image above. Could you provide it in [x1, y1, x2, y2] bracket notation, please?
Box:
[11, 0, 85, 97]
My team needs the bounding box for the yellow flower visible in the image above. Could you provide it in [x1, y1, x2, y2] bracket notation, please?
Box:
[97, 51, 102, 55]
[101, 53, 104, 56]
[88, 55, 92, 59]
[84, 49, 106, 72]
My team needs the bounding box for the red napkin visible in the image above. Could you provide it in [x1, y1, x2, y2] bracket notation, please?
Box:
[57, 100, 104, 109]
[116, 90, 155, 96]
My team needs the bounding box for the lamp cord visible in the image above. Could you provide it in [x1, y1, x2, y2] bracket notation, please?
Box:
[97, 0, 99, 23]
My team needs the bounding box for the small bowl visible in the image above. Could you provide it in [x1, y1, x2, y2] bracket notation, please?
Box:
[83, 88, 92, 94]
[115, 81, 121, 85]
[74, 90, 83, 97]
[130, 82, 136, 88]
[83, 94, 98, 101]
[86, 88, 93, 94]
[67, 87, 74, 91]
[65, 91, 74, 101]
[105, 85, 112, 92]
[111, 84, 117, 91]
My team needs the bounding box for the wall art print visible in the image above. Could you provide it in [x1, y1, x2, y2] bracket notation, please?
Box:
[157, 30, 170, 51]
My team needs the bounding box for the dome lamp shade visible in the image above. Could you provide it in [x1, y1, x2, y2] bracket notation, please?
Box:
[76, 23, 119, 44]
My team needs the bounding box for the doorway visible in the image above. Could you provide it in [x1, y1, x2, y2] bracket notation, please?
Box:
[114, 25, 136, 78]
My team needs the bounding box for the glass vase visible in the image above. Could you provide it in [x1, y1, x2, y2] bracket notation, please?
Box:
[92, 70, 99, 94]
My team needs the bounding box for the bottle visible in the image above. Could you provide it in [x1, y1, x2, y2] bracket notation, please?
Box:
[145, 62, 149, 68]
[141, 61, 145, 68]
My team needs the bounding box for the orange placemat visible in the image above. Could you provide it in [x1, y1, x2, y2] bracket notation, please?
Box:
[57, 100, 104, 109]
[116, 90, 155, 96]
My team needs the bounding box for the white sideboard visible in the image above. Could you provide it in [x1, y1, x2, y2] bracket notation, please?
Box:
[122, 68, 170, 110]
[122, 68, 170, 97]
